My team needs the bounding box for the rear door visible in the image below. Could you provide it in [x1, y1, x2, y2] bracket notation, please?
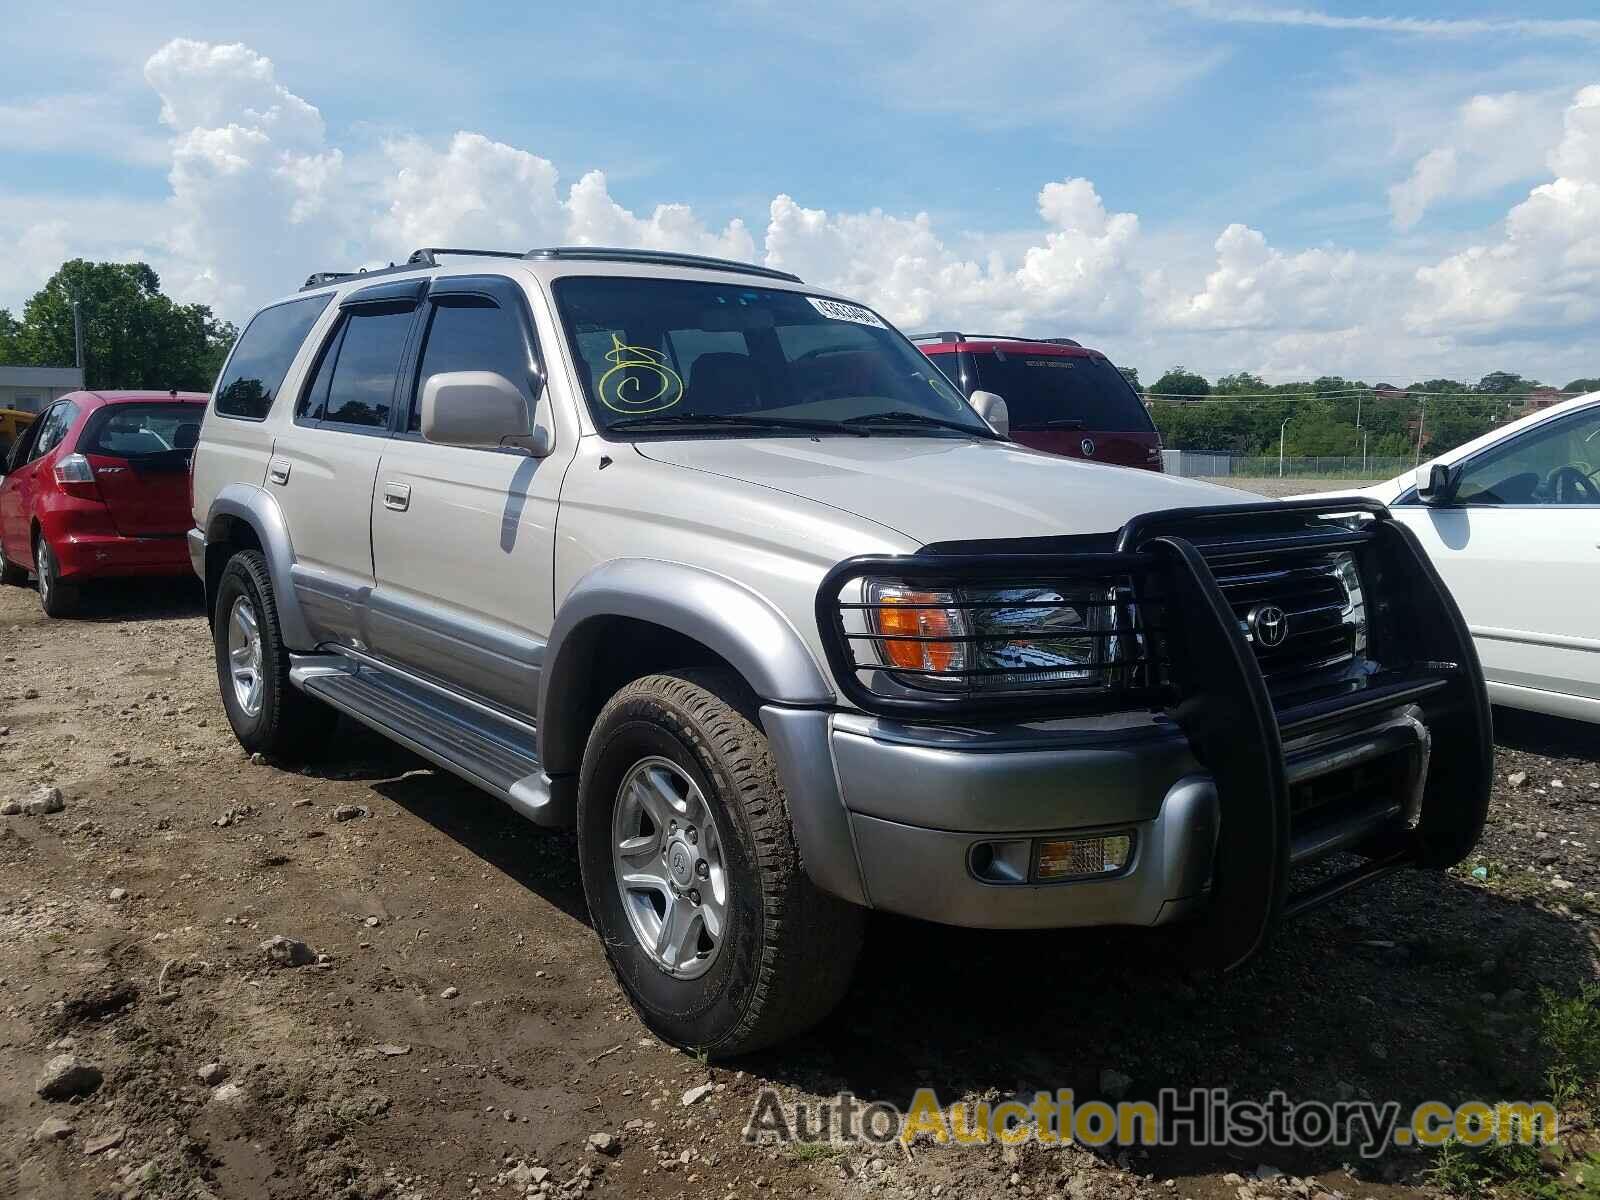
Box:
[270, 280, 423, 647]
[969, 347, 1161, 469]
[1, 400, 76, 564]
[74, 401, 204, 536]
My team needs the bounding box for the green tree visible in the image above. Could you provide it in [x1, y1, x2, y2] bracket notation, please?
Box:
[1474, 370, 1538, 395]
[1563, 378, 1600, 394]
[1116, 365, 1141, 390]
[5, 259, 234, 391]
[1150, 366, 1210, 400]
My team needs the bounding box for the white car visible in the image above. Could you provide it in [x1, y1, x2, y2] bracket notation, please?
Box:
[1315, 391, 1600, 723]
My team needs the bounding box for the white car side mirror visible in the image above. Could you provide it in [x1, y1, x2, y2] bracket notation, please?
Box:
[969, 390, 1010, 438]
[421, 371, 551, 456]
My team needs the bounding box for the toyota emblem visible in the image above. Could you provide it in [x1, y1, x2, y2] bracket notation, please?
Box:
[1080, 437, 1096, 456]
[1247, 604, 1289, 649]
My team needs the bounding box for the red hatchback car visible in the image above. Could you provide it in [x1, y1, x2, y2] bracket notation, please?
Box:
[0, 390, 207, 616]
[912, 332, 1163, 471]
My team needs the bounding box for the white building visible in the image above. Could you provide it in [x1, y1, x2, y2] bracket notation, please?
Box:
[0, 366, 84, 412]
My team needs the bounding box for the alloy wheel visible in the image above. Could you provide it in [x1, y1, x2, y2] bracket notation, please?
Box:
[610, 756, 728, 979]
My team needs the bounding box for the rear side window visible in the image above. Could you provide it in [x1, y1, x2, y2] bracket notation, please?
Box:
[214, 294, 333, 420]
[408, 297, 531, 432]
[970, 351, 1154, 433]
[299, 305, 414, 430]
[30, 401, 78, 460]
[80, 403, 202, 459]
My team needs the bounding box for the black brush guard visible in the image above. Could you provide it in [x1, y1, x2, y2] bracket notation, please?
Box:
[815, 498, 1492, 970]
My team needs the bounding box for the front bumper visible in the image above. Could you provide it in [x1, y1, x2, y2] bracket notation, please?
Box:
[765, 706, 1430, 930]
[788, 498, 1492, 964]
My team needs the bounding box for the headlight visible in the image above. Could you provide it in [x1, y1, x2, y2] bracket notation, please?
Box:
[865, 579, 1117, 692]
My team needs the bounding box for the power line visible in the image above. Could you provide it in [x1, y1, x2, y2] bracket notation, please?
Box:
[1141, 389, 1577, 403]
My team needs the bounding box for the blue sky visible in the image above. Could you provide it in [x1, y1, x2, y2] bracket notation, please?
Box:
[3, 1, 1599, 383]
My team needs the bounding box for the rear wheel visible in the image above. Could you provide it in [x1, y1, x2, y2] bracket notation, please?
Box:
[212, 549, 334, 758]
[577, 670, 863, 1057]
[34, 535, 79, 618]
[0, 539, 25, 586]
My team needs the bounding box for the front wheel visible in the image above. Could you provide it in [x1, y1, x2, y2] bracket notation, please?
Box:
[577, 671, 863, 1057]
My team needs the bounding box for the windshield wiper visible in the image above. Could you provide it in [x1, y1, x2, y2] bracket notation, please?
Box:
[607, 411, 870, 437]
[842, 411, 998, 438]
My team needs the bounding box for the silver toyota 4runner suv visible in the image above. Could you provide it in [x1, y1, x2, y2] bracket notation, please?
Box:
[189, 246, 1491, 1056]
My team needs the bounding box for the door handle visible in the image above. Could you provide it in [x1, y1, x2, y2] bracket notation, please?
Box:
[267, 458, 291, 486]
[382, 482, 411, 512]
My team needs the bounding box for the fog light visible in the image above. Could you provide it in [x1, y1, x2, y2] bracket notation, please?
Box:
[1035, 833, 1133, 881]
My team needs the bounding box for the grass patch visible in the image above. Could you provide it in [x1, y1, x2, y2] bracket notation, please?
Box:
[1428, 987, 1600, 1197]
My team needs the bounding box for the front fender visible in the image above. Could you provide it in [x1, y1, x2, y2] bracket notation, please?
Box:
[204, 484, 314, 650]
[537, 558, 833, 775]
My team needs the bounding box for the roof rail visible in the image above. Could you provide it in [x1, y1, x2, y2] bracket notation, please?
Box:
[907, 331, 1082, 348]
[407, 247, 526, 267]
[523, 246, 802, 283]
[299, 245, 803, 293]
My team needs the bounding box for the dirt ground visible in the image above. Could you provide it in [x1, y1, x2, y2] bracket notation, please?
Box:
[3, 557, 1598, 1200]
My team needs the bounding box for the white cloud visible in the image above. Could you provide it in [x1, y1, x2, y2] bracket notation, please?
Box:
[1175, 2, 1600, 40]
[1153, 222, 1364, 331]
[0, 94, 169, 167]
[143, 39, 348, 313]
[1409, 86, 1600, 340]
[1386, 90, 1565, 229]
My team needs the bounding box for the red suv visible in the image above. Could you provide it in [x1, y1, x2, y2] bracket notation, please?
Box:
[912, 333, 1163, 471]
[0, 390, 207, 616]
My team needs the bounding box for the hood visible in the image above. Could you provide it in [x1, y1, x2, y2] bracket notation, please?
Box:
[635, 436, 1248, 544]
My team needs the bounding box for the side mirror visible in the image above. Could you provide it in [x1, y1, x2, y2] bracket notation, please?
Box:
[968, 390, 1010, 438]
[420, 371, 551, 456]
[1414, 461, 1455, 505]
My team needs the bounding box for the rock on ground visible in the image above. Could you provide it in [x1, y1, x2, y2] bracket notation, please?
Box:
[36, 1054, 103, 1101]
[260, 934, 317, 967]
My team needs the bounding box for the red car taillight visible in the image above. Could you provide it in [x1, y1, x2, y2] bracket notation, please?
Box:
[53, 453, 104, 499]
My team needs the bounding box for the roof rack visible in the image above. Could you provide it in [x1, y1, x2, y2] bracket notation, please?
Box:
[908, 331, 1082, 347]
[302, 245, 801, 292]
[523, 246, 801, 283]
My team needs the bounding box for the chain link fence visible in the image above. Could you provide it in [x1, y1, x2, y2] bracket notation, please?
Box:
[1163, 451, 1412, 480]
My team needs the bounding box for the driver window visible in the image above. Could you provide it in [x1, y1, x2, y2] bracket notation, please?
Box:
[1455, 409, 1600, 505]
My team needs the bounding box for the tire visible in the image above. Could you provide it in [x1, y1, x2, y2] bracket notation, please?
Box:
[0, 539, 25, 586]
[212, 549, 334, 758]
[577, 670, 863, 1057]
[34, 535, 79, 618]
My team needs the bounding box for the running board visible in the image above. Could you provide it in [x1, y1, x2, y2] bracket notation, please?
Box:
[288, 652, 574, 828]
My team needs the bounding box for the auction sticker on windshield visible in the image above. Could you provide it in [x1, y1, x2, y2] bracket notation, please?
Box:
[808, 296, 886, 328]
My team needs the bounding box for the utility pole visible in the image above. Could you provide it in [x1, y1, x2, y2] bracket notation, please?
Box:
[71, 300, 84, 377]
[1279, 415, 1293, 478]
[1362, 429, 1369, 473]
[1413, 398, 1428, 465]
[1354, 390, 1362, 456]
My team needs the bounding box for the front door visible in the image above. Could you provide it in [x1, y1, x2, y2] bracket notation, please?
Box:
[1393, 404, 1600, 703]
[368, 275, 566, 720]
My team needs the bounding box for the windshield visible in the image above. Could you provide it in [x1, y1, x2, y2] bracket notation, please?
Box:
[79, 403, 202, 459]
[552, 277, 993, 439]
[968, 350, 1155, 433]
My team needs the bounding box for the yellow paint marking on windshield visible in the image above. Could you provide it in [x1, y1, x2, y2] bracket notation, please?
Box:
[598, 333, 684, 414]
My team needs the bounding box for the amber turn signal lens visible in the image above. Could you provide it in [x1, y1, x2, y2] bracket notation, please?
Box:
[876, 591, 961, 673]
